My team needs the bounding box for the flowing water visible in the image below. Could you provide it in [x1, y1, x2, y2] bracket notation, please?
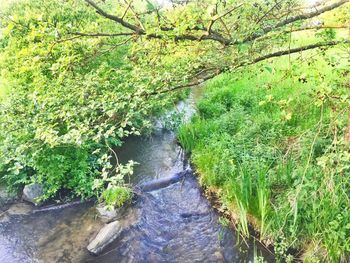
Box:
[0, 90, 274, 263]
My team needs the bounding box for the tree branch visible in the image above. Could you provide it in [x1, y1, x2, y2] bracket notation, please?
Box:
[121, 1, 132, 20]
[146, 40, 350, 96]
[145, 68, 223, 96]
[84, 0, 231, 45]
[247, 40, 350, 65]
[123, 0, 146, 31]
[254, 0, 284, 26]
[254, 24, 348, 43]
[83, 0, 348, 47]
[244, 0, 349, 42]
[70, 32, 135, 37]
[207, 3, 243, 33]
[84, 0, 144, 33]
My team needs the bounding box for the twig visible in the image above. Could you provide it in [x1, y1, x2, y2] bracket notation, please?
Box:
[123, 0, 146, 31]
[207, 3, 244, 34]
[121, 0, 132, 20]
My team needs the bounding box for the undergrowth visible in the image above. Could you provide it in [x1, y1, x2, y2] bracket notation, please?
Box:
[178, 49, 350, 262]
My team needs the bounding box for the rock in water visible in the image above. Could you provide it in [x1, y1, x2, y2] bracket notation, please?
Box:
[6, 202, 33, 216]
[96, 205, 118, 222]
[87, 221, 123, 255]
[88, 207, 140, 255]
[22, 184, 44, 205]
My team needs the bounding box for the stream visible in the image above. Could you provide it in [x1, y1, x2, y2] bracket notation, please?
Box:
[0, 89, 274, 262]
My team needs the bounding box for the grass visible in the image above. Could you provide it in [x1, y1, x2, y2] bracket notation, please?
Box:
[178, 47, 350, 262]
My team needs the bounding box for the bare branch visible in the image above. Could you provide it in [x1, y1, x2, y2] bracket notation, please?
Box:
[145, 69, 223, 96]
[70, 32, 135, 37]
[55, 35, 83, 43]
[247, 40, 350, 65]
[121, 1, 132, 20]
[255, 24, 348, 42]
[84, 0, 144, 33]
[254, 0, 285, 26]
[147, 40, 350, 96]
[123, 0, 146, 31]
[80, 37, 133, 66]
[207, 3, 243, 33]
[47, 35, 84, 56]
[244, 0, 349, 42]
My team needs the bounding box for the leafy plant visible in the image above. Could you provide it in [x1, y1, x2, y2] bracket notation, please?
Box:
[101, 186, 133, 210]
[0, 0, 182, 202]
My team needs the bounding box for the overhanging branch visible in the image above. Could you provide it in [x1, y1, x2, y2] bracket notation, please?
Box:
[255, 24, 348, 42]
[84, 0, 348, 47]
[146, 40, 350, 96]
[248, 40, 350, 65]
[85, 0, 144, 33]
[84, 0, 231, 45]
[244, 0, 349, 42]
[70, 32, 135, 37]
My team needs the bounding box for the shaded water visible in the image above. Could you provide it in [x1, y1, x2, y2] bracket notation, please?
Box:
[0, 90, 274, 262]
[0, 202, 102, 263]
[116, 131, 185, 185]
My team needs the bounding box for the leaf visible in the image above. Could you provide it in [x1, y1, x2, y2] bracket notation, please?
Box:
[264, 66, 273, 73]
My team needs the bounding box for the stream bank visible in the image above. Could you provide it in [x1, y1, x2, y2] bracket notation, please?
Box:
[0, 90, 274, 262]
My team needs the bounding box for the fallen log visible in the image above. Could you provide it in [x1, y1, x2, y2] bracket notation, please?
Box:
[138, 169, 191, 192]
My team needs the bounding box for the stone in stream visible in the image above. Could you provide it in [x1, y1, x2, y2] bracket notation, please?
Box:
[87, 220, 124, 255]
[6, 202, 33, 216]
[87, 208, 139, 255]
[22, 183, 44, 205]
[96, 205, 119, 223]
[0, 202, 33, 223]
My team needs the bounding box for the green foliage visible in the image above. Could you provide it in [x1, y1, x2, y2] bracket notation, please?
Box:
[101, 186, 132, 210]
[0, 0, 349, 258]
[178, 48, 350, 261]
[0, 0, 181, 203]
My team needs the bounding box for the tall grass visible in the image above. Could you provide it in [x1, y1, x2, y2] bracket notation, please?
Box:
[178, 47, 350, 261]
